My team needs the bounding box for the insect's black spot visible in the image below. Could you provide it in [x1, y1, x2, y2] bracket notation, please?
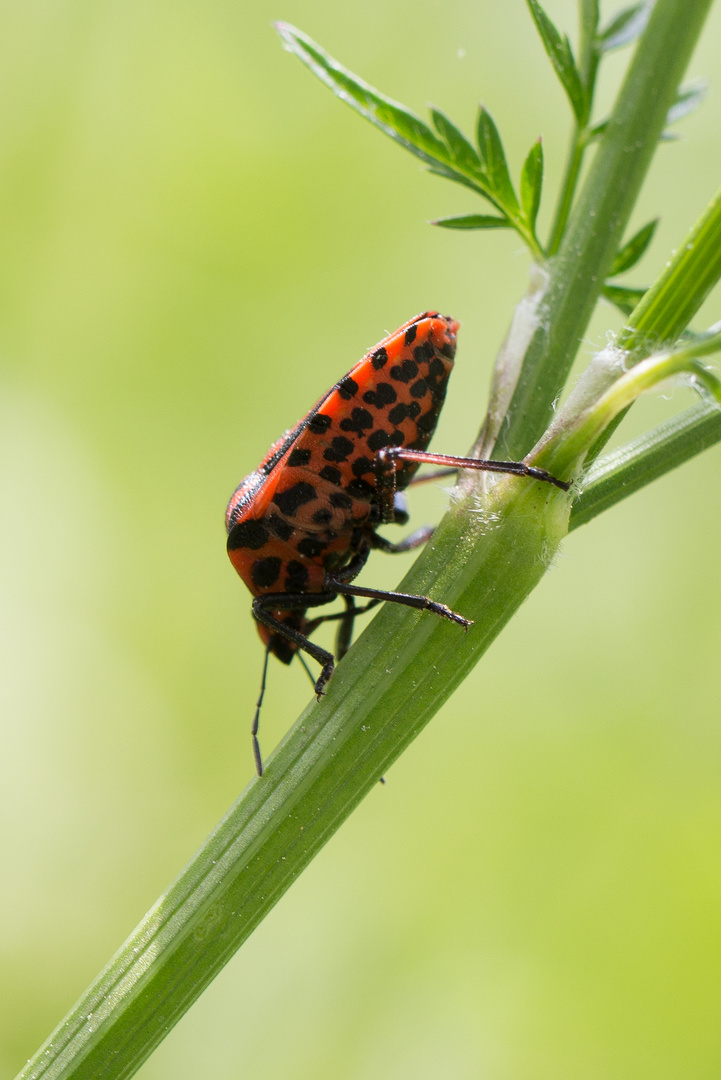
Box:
[416, 408, 440, 435]
[363, 383, 396, 409]
[388, 403, 408, 426]
[352, 456, 374, 477]
[372, 347, 388, 369]
[330, 490, 353, 510]
[390, 358, 418, 383]
[320, 465, 342, 485]
[367, 429, 391, 452]
[274, 482, 317, 516]
[347, 478, 374, 499]
[297, 536, 327, 558]
[323, 436, 354, 463]
[340, 407, 374, 436]
[410, 378, 428, 399]
[413, 340, 435, 364]
[227, 519, 269, 551]
[404, 324, 418, 345]
[312, 508, 333, 525]
[251, 556, 282, 588]
[440, 339, 455, 359]
[267, 514, 294, 542]
[307, 413, 332, 434]
[390, 429, 405, 446]
[285, 560, 309, 592]
[408, 401, 422, 420]
[429, 357, 446, 378]
[288, 447, 311, 467]
[338, 376, 359, 400]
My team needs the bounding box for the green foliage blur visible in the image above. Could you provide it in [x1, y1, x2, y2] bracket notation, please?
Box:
[2, 1, 721, 1076]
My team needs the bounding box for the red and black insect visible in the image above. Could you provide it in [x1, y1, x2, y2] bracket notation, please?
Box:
[227, 312, 569, 774]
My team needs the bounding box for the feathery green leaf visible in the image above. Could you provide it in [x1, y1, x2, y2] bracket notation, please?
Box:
[666, 79, 707, 124]
[608, 219, 658, 276]
[601, 283, 647, 316]
[520, 138, 543, 232]
[598, 2, 649, 52]
[476, 106, 519, 214]
[430, 108, 484, 178]
[431, 213, 511, 230]
[525, 0, 587, 121]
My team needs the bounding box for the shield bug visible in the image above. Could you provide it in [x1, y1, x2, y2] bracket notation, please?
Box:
[227, 312, 569, 773]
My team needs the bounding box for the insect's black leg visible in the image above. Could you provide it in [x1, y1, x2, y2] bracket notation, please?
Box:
[304, 597, 382, 632]
[297, 652, 318, 689]
[375, 446, 400, 523]
[327, 543, 371, 585]
[252, 591, 338, 698]
[251, 644, 272, 776]
[375, 448, 570, 521]
[332, 596, 355, 661]
[372, 525, 435, 554]
[324, 577, 472, 630]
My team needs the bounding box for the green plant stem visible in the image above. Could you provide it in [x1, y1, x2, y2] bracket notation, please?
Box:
[490, 0, 712, 462]
[17, 479, 570, 1080]
[569, 400, 721, 529]
[547, 128, 585, 256]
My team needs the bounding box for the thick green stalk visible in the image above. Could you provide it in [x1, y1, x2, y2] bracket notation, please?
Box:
[18, 479, 570, 1080]
[491, 0, 712, 462]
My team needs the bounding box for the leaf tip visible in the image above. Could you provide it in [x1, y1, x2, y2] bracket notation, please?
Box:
[275, 21, 299, 50]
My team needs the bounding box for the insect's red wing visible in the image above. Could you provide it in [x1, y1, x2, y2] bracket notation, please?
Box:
[226, 312, 458, 606]
[282, 311, 458, 500]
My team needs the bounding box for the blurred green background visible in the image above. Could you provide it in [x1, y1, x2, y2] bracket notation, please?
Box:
[1, 1, 721, 1076]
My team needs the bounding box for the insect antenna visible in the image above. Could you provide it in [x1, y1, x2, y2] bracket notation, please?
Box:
[252, 643, 272, 777]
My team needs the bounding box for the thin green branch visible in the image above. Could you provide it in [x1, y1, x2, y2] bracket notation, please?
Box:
[491, 0, 713, 462]
[535, 333, 721, 478]
[569, 399, 721, 529]
[584, 184, 721, 462]
[547, 127, 585, 255]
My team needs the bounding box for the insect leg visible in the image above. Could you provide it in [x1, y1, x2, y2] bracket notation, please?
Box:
[305, 598, 382, 629]
[374, 448, 570, 522]
[297, 652, 318, 689]
[372, 525, 435, 554]
[324, 577, 472, 630]
[252, 591, 338, 699]
[335, 596, 356, 661]
[302, 542, 379, 660]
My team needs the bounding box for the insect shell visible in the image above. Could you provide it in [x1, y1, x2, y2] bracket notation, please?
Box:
[225, 311, 457, 662]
